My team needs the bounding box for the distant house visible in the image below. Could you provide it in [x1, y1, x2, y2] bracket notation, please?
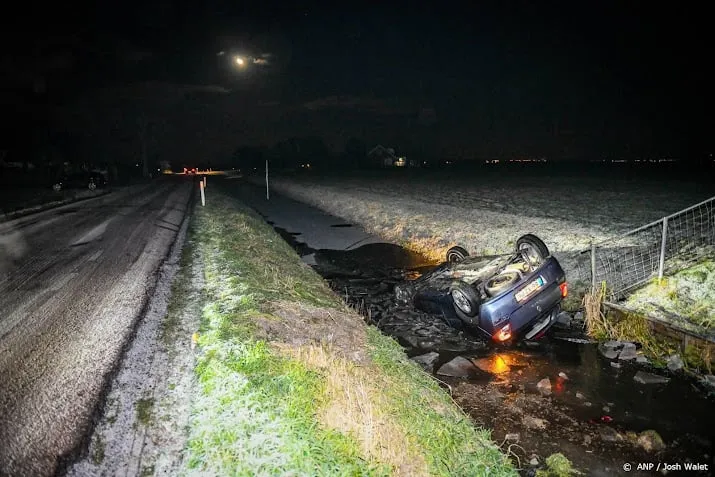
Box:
[367, 145, 408, 168]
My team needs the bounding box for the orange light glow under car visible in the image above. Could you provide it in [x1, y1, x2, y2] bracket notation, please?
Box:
[559, 282, 568, 298]
[494, 324, 512, 342]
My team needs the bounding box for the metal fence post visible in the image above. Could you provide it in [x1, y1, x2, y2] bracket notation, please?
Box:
[265, 159, 270, 200]
[591, 241, 597, 291]
[658, 217, 668, 279]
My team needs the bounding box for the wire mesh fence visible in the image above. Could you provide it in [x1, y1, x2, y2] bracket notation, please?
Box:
[572, 196, 715, 300]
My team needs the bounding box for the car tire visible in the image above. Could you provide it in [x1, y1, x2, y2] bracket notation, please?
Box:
[515, 234, 549, 266]
[485, 271, 521, 297]
[52, 183, 62, 192]
[449, 281, 480, 317]
[446, 246, 469, 263]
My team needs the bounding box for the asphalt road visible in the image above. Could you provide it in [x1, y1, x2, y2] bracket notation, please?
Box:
[0, 177, 193, 476]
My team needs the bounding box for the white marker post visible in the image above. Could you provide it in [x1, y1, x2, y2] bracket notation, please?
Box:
[265, 159, 270, 200]
[203, 176, 207, 189]
[200, 179, 206, 206]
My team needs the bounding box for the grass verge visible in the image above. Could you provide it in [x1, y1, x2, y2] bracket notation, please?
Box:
[626, 259, 715, 332]
[183, 189, 516, 476]
[584, 283, 713, 371]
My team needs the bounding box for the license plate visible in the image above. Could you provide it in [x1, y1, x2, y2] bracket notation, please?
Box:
[515, 276, 545, 302]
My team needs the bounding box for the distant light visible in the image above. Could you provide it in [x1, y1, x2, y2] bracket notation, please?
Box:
[235, 56, 245, 66]
[136, 163, 139, 167]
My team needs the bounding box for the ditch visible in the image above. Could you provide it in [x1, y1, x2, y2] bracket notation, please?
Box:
[272, 224, 714, 476]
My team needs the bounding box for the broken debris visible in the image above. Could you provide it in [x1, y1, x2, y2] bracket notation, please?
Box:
[633, 371, 670, 385]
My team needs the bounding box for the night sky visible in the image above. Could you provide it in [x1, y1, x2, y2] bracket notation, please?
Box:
[2, 2, 711, 164]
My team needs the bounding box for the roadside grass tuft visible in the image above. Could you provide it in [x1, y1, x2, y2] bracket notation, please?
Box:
[91, 434, 105, 465]
[183, 189, 516, 476]
[135, 397, 155, 426]
[536, 453, 580, 476]
[584, 283, 609, 340]
[139, 464, 155, 477]
[561, 279, 588, 313]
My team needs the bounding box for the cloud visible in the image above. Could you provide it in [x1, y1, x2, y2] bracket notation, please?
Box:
[181, 84, 232, 95]
[302, 95, 408, 115]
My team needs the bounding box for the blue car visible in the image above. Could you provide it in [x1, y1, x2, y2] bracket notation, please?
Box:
[394, 234, 568, 343]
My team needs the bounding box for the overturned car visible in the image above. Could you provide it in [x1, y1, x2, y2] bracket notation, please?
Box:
[395, 234, 567, 343]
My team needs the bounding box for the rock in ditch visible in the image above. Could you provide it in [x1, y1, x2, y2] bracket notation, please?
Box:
[472, 356, 511, 374]
[637, 430, 666, 452]
[633, 371, 670, 385]
[598, 340, 622, 359]
[666, 354, 684, 372]
[411, 352, 439, 373]
[636, 355, 650, 364]
[702, 375, 715, 389]
[401, 334, 423, 349]
[416, 340, 438, 351]
[556, 311, 573, 327]
[436, 356, 478, 378]
[618, 342, 638, 361]
[536, 377, 552, 396]
[598, 425, 625, 442]
[522, 416, 548, 430]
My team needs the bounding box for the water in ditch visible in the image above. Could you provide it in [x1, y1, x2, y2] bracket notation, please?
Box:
[273, 225, 714, 476]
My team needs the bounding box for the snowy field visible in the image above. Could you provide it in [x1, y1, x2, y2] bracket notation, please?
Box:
[263, 172, 715, 286]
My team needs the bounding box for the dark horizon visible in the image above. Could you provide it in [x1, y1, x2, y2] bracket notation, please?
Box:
[1, 2, 712, 166]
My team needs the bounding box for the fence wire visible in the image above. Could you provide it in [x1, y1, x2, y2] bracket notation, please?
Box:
[574, 196, 715, 300]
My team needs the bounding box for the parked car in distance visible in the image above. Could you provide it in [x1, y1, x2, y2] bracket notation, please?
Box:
[394, 234, 568, 343]
[52, 171, 108, 192]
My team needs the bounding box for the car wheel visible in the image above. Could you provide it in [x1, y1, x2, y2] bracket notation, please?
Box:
[485, 271, 521, 297]
[88, 181, 97, 191]
[449, 281, 480, 317]
[515, 234, 549, 266]
[52, 183, 62, 192]
[446, 246, 469, 263]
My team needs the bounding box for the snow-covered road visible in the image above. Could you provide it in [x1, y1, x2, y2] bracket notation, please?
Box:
[0, 178, 193, 476]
